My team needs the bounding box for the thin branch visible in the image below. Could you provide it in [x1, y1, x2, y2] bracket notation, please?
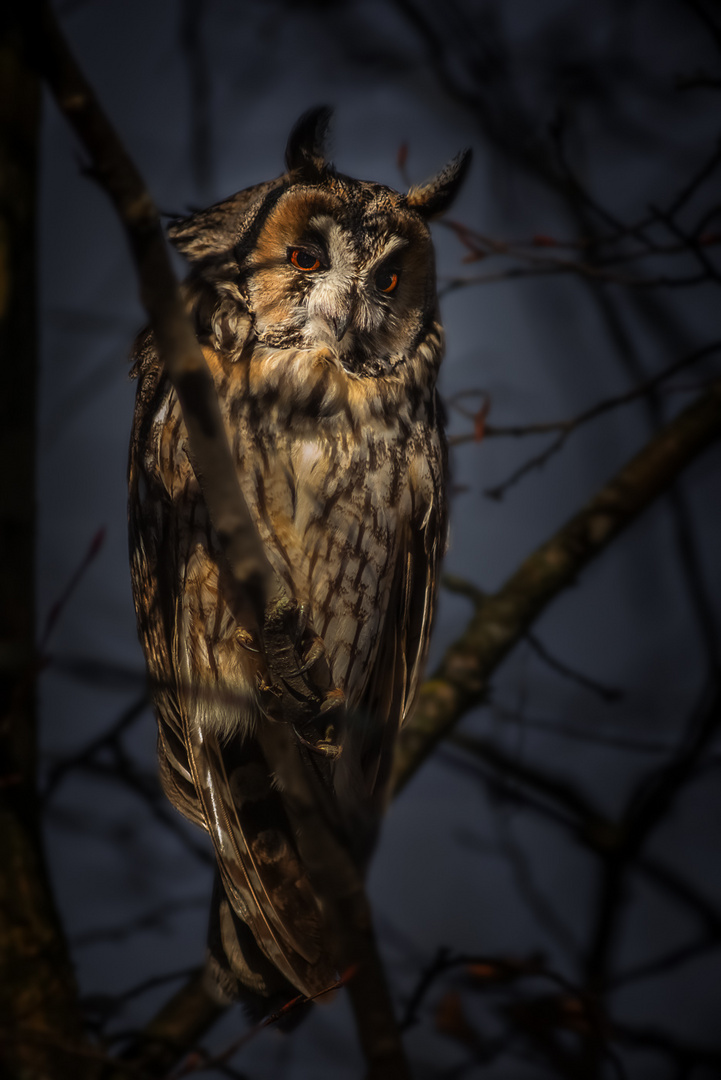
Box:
[488, 703, 688, 756]
[438, 745, 582, 836]
[677, 73, 721, 91]
[400, 949, 580, 1030]
[437, 134, 721, 299]
[107, 966, 230, 1080]
[440, 264, 712, 294]
[84, 967, 199, 1028]
[170, 969, 352, 1077]
[649, 201, 721, 284]
[451, 341, 721, 449]
[664, 137, 721, 218]
[685, 0, 721, 56]
[524, 633, 623, 703]
[38, 527, 106, 651]
[71, 896, 206, 950]
[622, 678, 721, 856]
[449, 733, 604, 826]
[41, 693, 147, 801]
[638, 855, 721, 937]
[442, 219, 721, 274]
[442, 575, 623, 701]
[450, 341, 721, 501]
[490, 798, 582, 961]
[611, 932, 721, 990]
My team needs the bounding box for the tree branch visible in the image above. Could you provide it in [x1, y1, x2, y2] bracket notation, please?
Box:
[38, 5, 410, 1077]
[39, 3, 276, 624]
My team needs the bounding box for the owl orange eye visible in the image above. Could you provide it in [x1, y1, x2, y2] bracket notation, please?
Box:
[290, 248, 321, 271]
[376, 269, 399, 293]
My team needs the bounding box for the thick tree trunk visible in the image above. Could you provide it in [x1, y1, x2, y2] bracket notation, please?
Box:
[0, 11, 89, 1079]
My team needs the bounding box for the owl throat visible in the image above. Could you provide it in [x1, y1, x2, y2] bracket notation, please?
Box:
[247, 294, 412, 379]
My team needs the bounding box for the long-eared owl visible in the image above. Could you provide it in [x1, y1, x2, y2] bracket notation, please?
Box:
[128, 109, 469, 1009]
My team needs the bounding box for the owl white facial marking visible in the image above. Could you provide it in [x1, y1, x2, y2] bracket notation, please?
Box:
[302, 215, 357, 344]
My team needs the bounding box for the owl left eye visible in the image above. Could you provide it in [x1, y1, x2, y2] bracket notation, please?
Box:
[376, 268, 399, 294]
[289, 248, 321, 271]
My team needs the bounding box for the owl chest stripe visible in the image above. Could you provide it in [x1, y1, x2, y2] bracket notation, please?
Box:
[250, 466, 294, 576]
[230, 423, 426, 687]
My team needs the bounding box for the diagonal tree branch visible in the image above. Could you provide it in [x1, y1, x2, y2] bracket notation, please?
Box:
[37, 5, 411, 1078]
[38, 5, 276, 626]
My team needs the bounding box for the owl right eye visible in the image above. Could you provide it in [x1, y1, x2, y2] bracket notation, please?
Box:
[289, 248, 322, 271]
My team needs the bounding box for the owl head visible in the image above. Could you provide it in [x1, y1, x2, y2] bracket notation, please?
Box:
[169, 108, 470, 378]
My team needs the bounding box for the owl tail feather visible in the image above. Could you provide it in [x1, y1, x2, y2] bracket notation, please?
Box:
[183, 721, 339, 1000]
[204, 872, 311, 1029]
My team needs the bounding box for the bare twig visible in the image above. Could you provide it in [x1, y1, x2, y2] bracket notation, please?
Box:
[170, 969, 352, 1077]
[449, 342, 721, 505]
[451, 340, 721, 450]
[436, 131, 721, 299]
[488, 703, 683, 756]
[71, 896, 207, 950]
[524, 633, 622, 703]
[38, 527, 106, 651]
[483, 346, 721, 500]
[106, 966, 230, 1080]
[41, 693, 147, 801]
[449, 733, 604, 826]
[440, 263, 712, 294]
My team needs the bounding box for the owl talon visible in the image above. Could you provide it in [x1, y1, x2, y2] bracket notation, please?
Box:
[293, 725, 343, 760]
[302, 636, 325, 664]
[320, 687, 345, 714]
[295, 636, 329, 678]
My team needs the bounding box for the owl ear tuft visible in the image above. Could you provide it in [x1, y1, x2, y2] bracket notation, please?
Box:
[406, 148, 472, 219]
[167, 177, 287, 262]
[285, 106, 333, 178]
[167, 206, 230, 261]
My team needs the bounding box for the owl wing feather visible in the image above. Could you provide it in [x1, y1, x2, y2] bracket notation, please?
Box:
[130, 324, 446, 998]
[129, 335, 336, 998]
[170, 565, 338, 998]
[354, 452, 446, 807]
[129, 349, 208, 831]
[177, 712, 335, 996]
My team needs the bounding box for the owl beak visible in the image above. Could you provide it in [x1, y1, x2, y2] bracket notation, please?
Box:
[331, 311, 351, 342]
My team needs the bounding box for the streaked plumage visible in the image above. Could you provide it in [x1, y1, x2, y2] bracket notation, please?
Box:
[128, 109, 469, 1008]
